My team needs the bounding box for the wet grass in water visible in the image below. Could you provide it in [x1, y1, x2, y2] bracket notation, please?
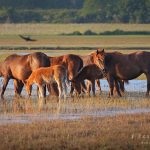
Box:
[0, 92, 149, 115]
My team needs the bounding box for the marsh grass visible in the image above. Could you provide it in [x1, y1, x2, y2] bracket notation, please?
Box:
[0, 91, 149, 115]
[0, 113, 149, 149]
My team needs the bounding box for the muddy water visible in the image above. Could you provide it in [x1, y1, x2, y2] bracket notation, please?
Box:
[0, 78, 150, 124]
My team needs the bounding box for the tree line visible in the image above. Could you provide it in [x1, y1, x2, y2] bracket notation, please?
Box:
[0, 0, 149, 23]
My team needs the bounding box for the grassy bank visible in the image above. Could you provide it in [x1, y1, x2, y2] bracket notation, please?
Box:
[0, 23, 150, 50]
[0, 23, 150, 35]
[0, 113, 149, 149]
[0, 35, 149, 51]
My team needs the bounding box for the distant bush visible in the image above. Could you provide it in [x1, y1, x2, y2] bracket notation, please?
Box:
[100, 29, 150, 35]
[72, 31, 82, 35]
[61, 31, 82, 35]
[83, 30, 97, 35]
[61, 29, 150, 36]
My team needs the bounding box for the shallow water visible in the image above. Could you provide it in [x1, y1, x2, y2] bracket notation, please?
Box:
[0, 78, 149, 124]
[0, 108, 149, 125]
[0, 78, 147, 94]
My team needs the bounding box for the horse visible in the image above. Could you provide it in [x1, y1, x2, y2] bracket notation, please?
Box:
[79, 52, 103, 94]
[49, 54, 85, 95]
[95, 49, 150, 97]
[24, 65, 68, 101]
[70, 64, 104, 96]
[0, 52, 50, 99]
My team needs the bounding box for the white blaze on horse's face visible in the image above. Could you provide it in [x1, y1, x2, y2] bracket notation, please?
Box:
[96, 49, 105, 70]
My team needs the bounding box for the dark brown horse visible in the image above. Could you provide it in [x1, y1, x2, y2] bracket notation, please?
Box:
[49, 54, 85, 95]
[70, 64, 104, 96]
[0, 52, 50, 99]
[95, 49, 150, 97]
[79, 52, 103, 93]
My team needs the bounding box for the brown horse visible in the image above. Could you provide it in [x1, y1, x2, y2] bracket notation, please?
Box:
[80, 52, 103, 93]
[0, 52, 50, 99]
[70, 64, 104, 96]
[49, 54, 85, 95]
[25, 65, 68, 101]
[95, 49, 150, 97]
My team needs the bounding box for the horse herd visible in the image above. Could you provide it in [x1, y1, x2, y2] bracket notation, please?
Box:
[0, 49, 149, 101]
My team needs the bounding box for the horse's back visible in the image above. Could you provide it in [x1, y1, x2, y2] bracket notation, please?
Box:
[28, 52, 50, 70]
[1, 52, 50, 80]
[79, 64, 103, 80]
[64, 54, 83, 70]
[80, 55, 93, 66]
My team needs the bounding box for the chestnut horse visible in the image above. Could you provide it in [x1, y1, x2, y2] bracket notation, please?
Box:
[95, 49, 150, 97]
[25, 65, 68, 101]
[71, 64, 104, 96]
[49, 54, 85, 95]
[0, 52, 50, 99]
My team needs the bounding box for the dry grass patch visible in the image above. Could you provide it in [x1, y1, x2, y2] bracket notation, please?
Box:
[0, 113, 149, 149]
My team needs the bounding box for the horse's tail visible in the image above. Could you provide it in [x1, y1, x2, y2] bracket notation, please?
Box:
[78, 57, 83, 71]
[65, 68, 70, 87]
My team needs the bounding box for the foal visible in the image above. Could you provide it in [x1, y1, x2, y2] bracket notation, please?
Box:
[71, 64, 104, 96]
[24, 65, 68, 101]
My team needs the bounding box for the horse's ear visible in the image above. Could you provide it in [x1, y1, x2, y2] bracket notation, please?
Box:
[102, 49, 104, 53]
[96, 49, 99, 55]
[96, 48, 105, 55]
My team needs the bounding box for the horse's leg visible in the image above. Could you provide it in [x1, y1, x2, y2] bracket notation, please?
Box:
[14, 80, 24, 97]
[86, 81, 91, 96]
[96, 79, 101, 94]
[91, 80, 96, 97]
[1, 77, 9, 99]
[118, 80, 125, 93]
[56, 80, 63, 101]
[145, 73, 150, 96]
[36, 86, 39, 97]
[70, 83, 74, 96]
[38, 85, 46, 103]
[114, 80, 122, 97]
[107, 75, 114, 97]
[81, 81, 87, 93]
[62, 78, 67, 100]
[43, 85, 46, 97]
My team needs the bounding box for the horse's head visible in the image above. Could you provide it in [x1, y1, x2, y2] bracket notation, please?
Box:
[95, 48, 106, 70]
